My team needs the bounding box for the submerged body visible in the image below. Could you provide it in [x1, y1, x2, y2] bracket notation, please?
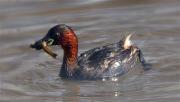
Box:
[31, 24, 147, 80]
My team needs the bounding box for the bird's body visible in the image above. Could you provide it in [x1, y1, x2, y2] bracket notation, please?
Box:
[76, 42, 142, 79]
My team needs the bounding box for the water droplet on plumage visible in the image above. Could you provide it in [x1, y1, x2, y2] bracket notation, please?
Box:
[84, 54, 87, 57]
[114, 62, 120, 68]
[111, 77, 118, 82]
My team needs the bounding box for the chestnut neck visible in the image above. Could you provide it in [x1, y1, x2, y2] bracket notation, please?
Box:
[59, 31, 79, 78]
[64, 46, 78, 66]
[60, 45, 78, 78]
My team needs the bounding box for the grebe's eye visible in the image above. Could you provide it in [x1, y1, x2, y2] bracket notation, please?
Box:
[56, 32, 60, 36]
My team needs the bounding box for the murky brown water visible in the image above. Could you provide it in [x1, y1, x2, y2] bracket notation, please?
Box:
[1, 0, 180, 102]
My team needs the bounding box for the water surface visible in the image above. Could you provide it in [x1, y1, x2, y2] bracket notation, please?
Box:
[0, 0, 180, 102]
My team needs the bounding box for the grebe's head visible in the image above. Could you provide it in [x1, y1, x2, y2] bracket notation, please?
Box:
[30, 24, 78, 58]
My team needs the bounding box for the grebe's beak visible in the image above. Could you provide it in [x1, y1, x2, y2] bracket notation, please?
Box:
[30, 38, 58, 59]
[123, 34, 133, 49]
[41, 41, 57, 59]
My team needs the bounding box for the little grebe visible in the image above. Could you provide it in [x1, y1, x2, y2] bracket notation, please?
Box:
[30, 24, 148, 80]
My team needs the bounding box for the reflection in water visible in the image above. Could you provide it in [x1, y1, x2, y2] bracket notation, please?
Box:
[53, 80, 78, 102]
[1, 0, 180, 102]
